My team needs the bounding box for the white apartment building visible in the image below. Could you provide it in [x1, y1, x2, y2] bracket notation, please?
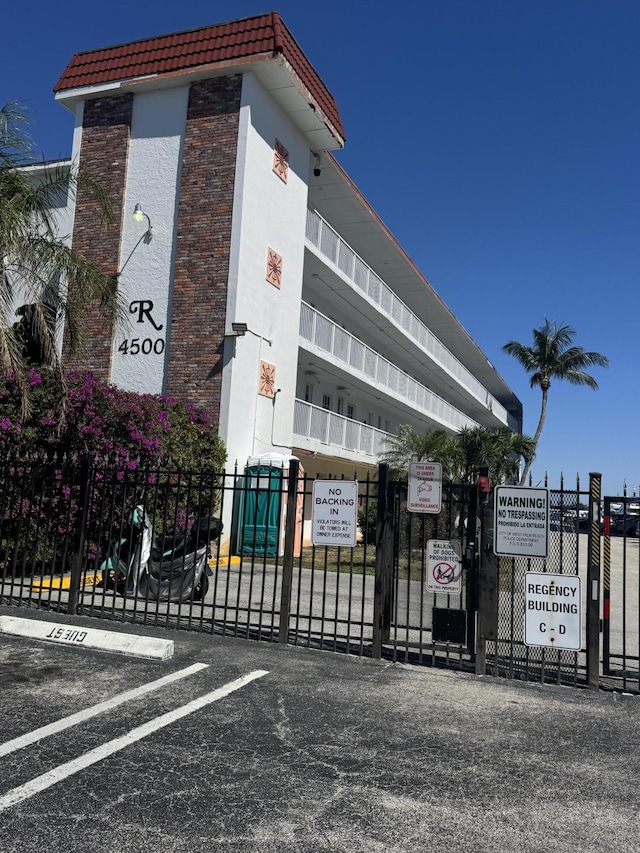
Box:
[45, 11, 520, 485]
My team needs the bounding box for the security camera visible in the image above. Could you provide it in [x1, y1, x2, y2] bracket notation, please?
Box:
[313, 153, 321, 177]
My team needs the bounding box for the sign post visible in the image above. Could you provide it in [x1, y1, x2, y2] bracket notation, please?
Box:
[311, 480, 358, 547]
[493, 486, 549, 558]
[408, 463, 442, 513]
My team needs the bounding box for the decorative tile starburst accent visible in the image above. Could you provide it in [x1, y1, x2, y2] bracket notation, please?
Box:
[273, 139, 289, 183]
[266, 247, 283, 288]
[259, 361, 276, 398]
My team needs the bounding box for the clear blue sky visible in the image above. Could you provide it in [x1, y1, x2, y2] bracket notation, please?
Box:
[2, 1, 638, 496]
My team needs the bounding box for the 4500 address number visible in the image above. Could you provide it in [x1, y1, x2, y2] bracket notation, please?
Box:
[118, 337, 165, 356]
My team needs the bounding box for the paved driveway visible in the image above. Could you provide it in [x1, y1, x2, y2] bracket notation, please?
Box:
[0, 610, 639, 852]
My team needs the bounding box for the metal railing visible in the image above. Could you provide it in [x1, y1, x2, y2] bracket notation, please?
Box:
[293, 399, 391, 459]
[305, 207, 509, 426]
[299, 302, 478, 433]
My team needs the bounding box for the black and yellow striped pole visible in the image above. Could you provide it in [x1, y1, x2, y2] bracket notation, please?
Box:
[602, 494, 612, 676]
[586, 473, 602, 688]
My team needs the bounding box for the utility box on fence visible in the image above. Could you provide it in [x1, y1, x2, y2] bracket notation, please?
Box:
[235, 454, 304, 557]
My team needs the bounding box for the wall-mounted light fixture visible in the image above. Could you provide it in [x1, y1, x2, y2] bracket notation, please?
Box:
[228, 322, 272, 345]
[132, 203, 153, 237]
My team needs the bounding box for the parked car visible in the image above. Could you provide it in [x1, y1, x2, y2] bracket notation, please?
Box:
[612, 515, 640, 536]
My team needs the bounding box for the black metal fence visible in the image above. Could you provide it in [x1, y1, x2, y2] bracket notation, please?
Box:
[0, 457, 617, 692]
[0, 456, 478, 666]
[0, 456, 383, 653]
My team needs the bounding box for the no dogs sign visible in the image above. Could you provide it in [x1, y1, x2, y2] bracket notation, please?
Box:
[427, 540, 462, 595]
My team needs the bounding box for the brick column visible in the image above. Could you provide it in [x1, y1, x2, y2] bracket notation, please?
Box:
[63, 95, 133, 381]
[166, 76, 242, 419]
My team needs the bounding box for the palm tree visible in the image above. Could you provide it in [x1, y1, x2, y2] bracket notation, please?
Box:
[382, 423, 535, 485]
[452, 425, 536, 486]
[503, 318, 609, 485]
[0, 102, 120, 416]
[381, 425, 457, 478]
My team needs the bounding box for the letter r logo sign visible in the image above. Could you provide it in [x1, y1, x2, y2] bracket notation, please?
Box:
[129, 300, 164, 331]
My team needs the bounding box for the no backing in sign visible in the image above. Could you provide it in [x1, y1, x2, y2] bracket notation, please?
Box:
[427, 540, 462, 594]
[312, 480, 358, 547]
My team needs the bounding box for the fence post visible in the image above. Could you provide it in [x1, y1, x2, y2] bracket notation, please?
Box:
[586, 472, 602, 689]
[465, 483, 479, 660]
[278, 458, 300, 644]
[373, 463, 392, 659]
[476, 487, 499, 675]
[601, 496, 611, 676]
[68, 457, 92, 616]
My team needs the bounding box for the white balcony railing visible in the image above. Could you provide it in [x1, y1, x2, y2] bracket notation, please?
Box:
[305, 208, 508, 424]
[293, 399, 391, 459]
[299, 302, 478, 432]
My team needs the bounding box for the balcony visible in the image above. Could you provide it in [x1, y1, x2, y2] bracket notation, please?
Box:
[299, 302, 478, 433]
[293, 399, 391, 463]
[305, 208, 509, 426]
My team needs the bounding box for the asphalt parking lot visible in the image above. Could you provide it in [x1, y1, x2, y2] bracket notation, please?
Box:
[1, 609, 640, 853]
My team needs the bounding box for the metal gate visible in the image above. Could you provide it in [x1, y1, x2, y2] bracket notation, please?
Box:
[375, 468, 476, 669]
[478, 476, 595, 689]
[601, 495, 640, 692]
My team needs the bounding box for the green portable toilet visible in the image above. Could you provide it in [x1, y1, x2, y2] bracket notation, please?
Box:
[239, 455, 286, 556]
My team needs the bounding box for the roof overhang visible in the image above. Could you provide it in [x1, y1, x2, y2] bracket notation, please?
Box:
[55, 53, 344, 151]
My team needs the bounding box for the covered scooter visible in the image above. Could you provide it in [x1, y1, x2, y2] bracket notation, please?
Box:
[100, 506, 222, 602]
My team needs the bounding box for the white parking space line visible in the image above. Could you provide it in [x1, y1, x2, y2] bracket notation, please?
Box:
[0, 669, 268, 813]
[0, 662, 209, 759]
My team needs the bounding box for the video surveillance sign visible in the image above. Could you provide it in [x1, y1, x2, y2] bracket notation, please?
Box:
[494, 486, 549, 558]
[408, 463, 442, 513]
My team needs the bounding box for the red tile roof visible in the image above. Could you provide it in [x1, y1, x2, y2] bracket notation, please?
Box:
[54, 12, 345, 141]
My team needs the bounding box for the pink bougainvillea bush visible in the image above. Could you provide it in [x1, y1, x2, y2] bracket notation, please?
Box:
[0, 370, 225, 469]
[0, 370, 227, 575]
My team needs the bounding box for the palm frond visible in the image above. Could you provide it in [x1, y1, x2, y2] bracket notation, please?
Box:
[0, 101, 124, 419]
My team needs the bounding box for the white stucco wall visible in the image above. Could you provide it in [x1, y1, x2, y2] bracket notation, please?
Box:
[219, 72, 310, 467]
[111, 87, 188, 394]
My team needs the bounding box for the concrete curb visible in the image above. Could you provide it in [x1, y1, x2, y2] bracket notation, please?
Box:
[0, 615, 174, 660]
